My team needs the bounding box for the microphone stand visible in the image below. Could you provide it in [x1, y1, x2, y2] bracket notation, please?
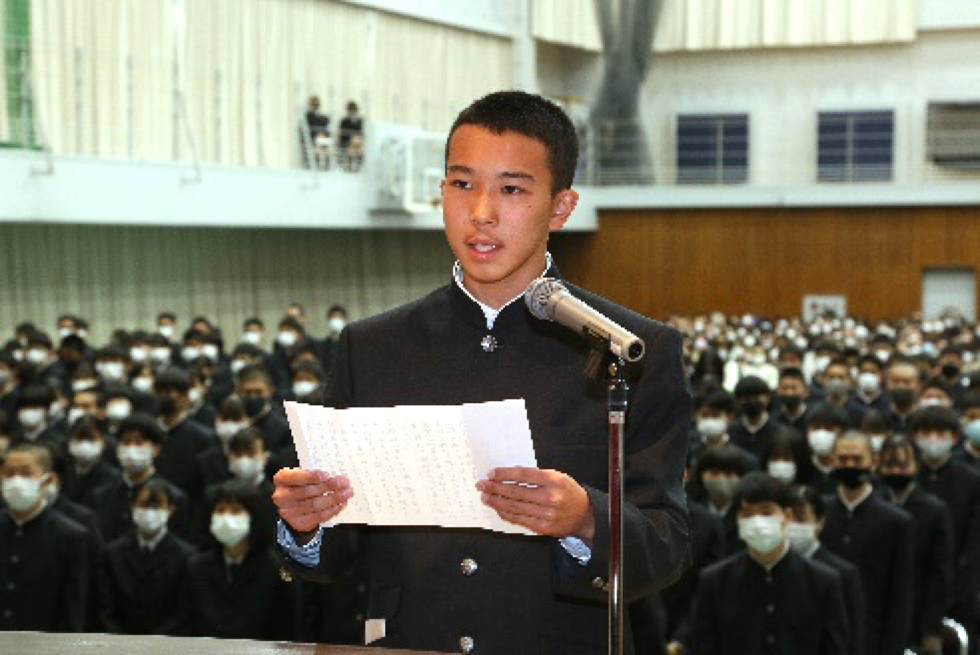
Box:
[587, 348, 628, 655]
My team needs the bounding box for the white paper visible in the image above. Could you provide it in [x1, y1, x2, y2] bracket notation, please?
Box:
[283, 398, 539, 535]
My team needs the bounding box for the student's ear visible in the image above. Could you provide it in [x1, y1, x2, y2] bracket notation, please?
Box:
[548, 189, 578, 231]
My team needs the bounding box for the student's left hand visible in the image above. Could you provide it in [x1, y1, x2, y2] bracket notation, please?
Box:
[477, 467, 595, 546]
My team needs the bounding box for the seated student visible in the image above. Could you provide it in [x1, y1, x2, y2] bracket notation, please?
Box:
[153, 367, 215, 503]
[687, 390, 743, 466]
[883, 357, 923, 435]
[796, 402, 850, 495]
[910, 405, 980, 652]
[820, 358, 866, 428]
[0, 443, 92, 631]
[197, 396, 250, 490]
[787, 487, 867, 655]
[11, 383, 66, 451]
[774, 366, 811, 436]
[690, 472, 850, 654]
[693, 444, 753, 555]
[821, 431, 914, 655]
[88, 412, 189, 543]
[100, 479, 195, 635]
[185, 362, 217, 428]
[177, 481, 300, 641]
[876, 434, 954, 655]
[860, 409, 893, 455]
[102, 384, 138, 436]
[854, 355, 890, 415]
[0, 352, 21, 423]
[236, 364, 293, 463]
[955, 391, 980, 469]
[729, 376, 790, 463]
[919, 378, 954, 408]
[63, 415, 121, 505]
[288, 360, 326, 405]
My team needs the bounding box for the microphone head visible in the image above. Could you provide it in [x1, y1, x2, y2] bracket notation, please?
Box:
[524, 277, 566, 321]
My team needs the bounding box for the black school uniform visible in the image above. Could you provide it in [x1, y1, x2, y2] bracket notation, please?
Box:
[100, 530, 196, 635]
[89, 472, 190, 543]
[878, 483, 954, 646]
[195, 445, 232, 490]
[821, 489, 914, 655]
[63, 458, 122, 507]
[177, 546, 300, 640]
[0, 505, 91, 631]
[917, 457, 980, 644]
[156, 415, 214, 503]
[729, 415, 791, 463]
[661, 500, 726, 649]
[811, 544, 867, 655]
[691, 547, 850, 654]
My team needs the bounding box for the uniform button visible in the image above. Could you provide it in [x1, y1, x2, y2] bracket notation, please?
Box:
[480, 335, 498, 352]
[766, 604, 774, 614]
[459, 635, 474, 653]
[843, 535, 851, 544]
[2, 610, 11, 619]
[9, 556, 18, 564]
[5, 583, 13, 591]
[592, 577, 606, 590]
[767, 635, 775, 644]
[460, 558, 478, 576]
[355, 613, 364, 622]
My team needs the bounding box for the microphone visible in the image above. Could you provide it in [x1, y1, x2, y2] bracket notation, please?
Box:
[524, 278, 645, 362]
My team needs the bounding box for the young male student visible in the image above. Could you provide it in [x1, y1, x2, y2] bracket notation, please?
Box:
[273, 91, 692, 654]
[0, 443, 92, 631]
[690, 472, 850, 654]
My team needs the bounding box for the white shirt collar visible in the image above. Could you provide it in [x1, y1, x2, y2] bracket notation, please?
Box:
[838, 483, 873, 512]
[137, 527, 168, 552]
[452, 253, 553, 330]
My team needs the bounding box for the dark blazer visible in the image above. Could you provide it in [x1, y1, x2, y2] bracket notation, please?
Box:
[917, 457, 980, 629]
[156, 416, 215, 503]
[821, 491, 914, 655]
[812, 544, 867, 655]
[691, 548, 850, 655]
[0, 506, 92, 632]
[279, 276, 692, 654]
[878, 484, 954, 644]
[99, 530, 196, 634]
[89, 473, 190, 543]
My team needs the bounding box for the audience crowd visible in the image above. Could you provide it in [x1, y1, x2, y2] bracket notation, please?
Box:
[302, 96, 364, 172]
[2, 304, 980, 654]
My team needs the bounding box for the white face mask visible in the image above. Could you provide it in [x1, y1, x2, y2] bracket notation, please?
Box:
[857, 372, 880, 393]
[118, 444, 155, 474]
[26, 348, 48, 365]
[132, 507, 170, 536]
[69, 439, 104, 465]
[230, 359, 248, 375]
[132, 376, 155, 393]
[129, 347, 149, 363]
[869, 434, 886, 453]
[2, 475, 46, 513]
[242, 331, 262, 346]
[737, 515, 785, 554]
[702, 476, 739, 505]
[785, 522, 819, 555]
[67, 407, 87, 425]
[17, 408, 46, 430]
[181, 346, 201, 362]
[276, 331, 298, 348]
[188, 387, 204, 405]
[767, 460, 797, 484]
[72, 378, 98, 392]
[106, 399, 133, 421]
[229, 456, 265, 483]
[697, 416, 728, 439]
[328, 317, 346, 333]
[158, 325, 175, 339]
[807, 429, 837, 456]
[210, 513, 251, 547]
[150, 347, 171, 365]
[215, 421, 249, 444]
[917, 436, 953, 463]
[97, 361, 127, 382]
[201, 344, 220, 362]
[292, 380, 319, 397]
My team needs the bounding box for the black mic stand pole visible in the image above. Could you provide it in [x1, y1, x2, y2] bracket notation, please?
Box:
[586, 348, 628, 655]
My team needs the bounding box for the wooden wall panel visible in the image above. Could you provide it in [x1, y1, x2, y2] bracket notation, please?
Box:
[549, 206, 980, 321]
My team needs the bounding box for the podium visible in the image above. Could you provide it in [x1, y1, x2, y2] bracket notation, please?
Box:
[0, 632, 443, 655]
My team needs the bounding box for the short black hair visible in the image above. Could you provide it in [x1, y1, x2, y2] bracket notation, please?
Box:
[237, 363, 273, 388]
[447, 90, 578, 194]
[805, 402, 850, 431]
[734, 375, 770, 398]
[960, 391, 980, 412]
[118, 412, 165, 444]
[209, 480, 273, 551]
[155, 367, 191, 393]
[792, 485, 827, 521]
[229, 427, 266, 454]
[157, 311, 177, 322]
[732, 472, 794, 510]
[18, 384, 55, 409]
[879, 434, 917, 463]
[277, 317, 305, 334]
[778, 367, 806, 384]
[909, 405, 960, 436]
[696, 444, 752, 479]
[243, 317, 264, 329]
[134, 478, 178, 509]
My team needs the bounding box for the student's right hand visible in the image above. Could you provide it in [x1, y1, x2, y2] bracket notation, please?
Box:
[272, 468, 353, 540]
